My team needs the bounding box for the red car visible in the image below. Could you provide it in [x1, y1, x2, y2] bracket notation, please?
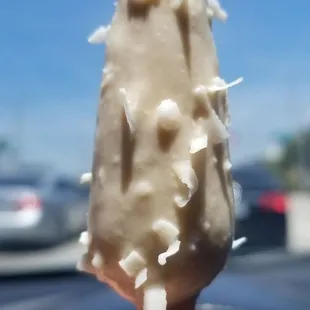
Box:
[232, 163, 287, 252]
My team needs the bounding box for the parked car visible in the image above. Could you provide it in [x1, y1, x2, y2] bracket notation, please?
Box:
[0, 168, 89, 248]
[232, 163, 287, 251]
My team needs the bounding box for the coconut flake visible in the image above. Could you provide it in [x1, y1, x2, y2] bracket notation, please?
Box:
[101, 64, 114, 88]
[152, 219, 180, 245]
[232, 237, 247, 250]
[92, 252, 104, 268]
[119, 88, 136, 134]
[207, 77, 243, 93]
[144, 284, 167, 310]
[223, 159, 232, 171]
[79, 231, 90, 246]
[80, 172, 92, 184]
[190, 121, 209, 154]
[156, 99, 182, 131]
[134, 180, 153, 198]
[135, 268, 148, 288]
[190, 135, 208, 154]
[194, 77, 243, 100]
[88, 25, 111, 44]
[205, 109, 229, 144]
[206, 0, 228, 22]
[172, 160, 198, 208]
[158, 240, 181, 265]
[194, 84, 208, 100]
[119, 250, 146, 277]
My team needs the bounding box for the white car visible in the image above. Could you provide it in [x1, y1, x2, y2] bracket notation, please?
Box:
[0, 168, 89, 249]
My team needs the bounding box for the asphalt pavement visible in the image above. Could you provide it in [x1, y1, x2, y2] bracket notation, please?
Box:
[0, 240, 310, 310]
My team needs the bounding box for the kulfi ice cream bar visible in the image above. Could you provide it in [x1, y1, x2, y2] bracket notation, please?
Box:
[78, 0, 245, 309]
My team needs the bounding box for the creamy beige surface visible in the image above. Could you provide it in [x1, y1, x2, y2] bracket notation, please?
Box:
[79, 1, 237, 309]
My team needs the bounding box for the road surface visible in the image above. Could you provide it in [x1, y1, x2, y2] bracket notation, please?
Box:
[0, 240, 310, 310]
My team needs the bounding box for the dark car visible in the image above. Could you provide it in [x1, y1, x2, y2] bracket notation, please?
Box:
[0, 168, 89, 248]
[232, 163, 287, 251]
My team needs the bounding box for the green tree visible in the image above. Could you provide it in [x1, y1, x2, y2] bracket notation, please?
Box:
[266, 130, 310, 191]
[0, 138, 9, 155]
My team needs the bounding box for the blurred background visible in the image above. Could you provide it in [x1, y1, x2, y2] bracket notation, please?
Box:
[0, 0, 310, 309]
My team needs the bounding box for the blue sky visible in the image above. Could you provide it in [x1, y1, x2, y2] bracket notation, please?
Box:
[0, 0, 309, 174]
